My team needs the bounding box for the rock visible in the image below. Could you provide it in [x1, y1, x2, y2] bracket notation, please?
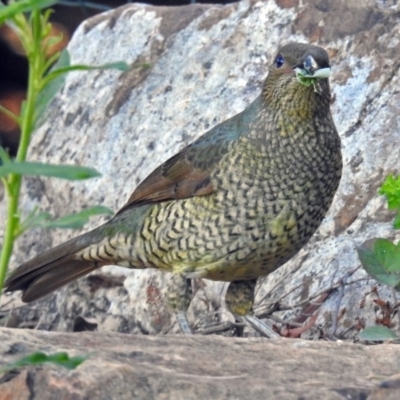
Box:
[368, 374, 400, 400]
[1, 0, 400, 337]
[1, 327, 400, 400]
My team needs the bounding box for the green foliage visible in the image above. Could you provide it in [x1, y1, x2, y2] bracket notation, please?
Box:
[21, 205, 113, 231]
[359, 325, 399, 342]
[379, 174, 400, 229]
[0, 0, 56, 25]
[0, 160, 101, 180]
[0, 158, 102, 180]
[0, 0, 123, 376]
[34, 48, 71, 128]
[357, 238, 400, 289]
[0, 1, 128, 299]
[36, 49, 128, 128]
[357, 176, 400, 288]
[0, 351, 88, 373]
[356, 174, 400, 338]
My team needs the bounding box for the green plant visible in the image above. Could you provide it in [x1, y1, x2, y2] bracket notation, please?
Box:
[380, 174, 400, 229]
[358, 325, 398, 342]
[0, 0, 128, 299]
[357, 174, 400, 341]
[0, 351, 88, 373]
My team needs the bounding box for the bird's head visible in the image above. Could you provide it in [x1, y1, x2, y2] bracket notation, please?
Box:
[263, 43, 332, 116]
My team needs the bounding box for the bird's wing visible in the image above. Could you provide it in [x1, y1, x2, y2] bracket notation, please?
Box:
[117, 112, 245, 214]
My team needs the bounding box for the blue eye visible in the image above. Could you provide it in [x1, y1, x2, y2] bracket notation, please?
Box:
[276, 54, 284, 68]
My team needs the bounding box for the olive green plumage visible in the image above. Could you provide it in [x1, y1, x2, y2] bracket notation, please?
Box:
[5, 43, 342, 312]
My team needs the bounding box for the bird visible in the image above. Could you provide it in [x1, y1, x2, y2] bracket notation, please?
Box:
[4, 42, 342, 330]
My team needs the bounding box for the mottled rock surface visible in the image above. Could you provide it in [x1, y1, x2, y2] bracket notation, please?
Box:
[1, 327, 400, 400]
[1, 0, 400, 338]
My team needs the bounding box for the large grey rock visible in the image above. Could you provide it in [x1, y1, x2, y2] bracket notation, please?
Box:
[1, 0, 400, 337]
[1, 327, 400, 400]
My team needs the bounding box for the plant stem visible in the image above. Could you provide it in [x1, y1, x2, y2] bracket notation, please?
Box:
[0, 10, 42, 297]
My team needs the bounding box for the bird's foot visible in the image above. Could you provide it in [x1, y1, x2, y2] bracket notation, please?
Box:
[225, 279, 281, 338]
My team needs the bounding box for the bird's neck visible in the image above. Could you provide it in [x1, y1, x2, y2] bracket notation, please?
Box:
[243, 82, 335, 147]
[262, 78, 331, 122]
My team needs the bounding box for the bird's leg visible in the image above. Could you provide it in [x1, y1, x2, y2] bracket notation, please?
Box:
[225, 279, 279, 338]
[165, 275, 193, 334]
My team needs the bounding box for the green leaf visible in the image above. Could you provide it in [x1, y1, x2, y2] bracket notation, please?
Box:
[371, 239, 400, 273]
[357, 238, 400, 287]
[394, 213, 400, 230]
[35, 49, 70, 128]
[0, 146, 11, 163]
[0, 161, 101, 180]
[359, 325, 398, 341]
[0, 104, 20, 126]
[36, 51, 129, 128]
[20, 206, 113, 232]
[38, 206, 113, 229]
[0, 0, 57, 26]
[0, 351, 87, 373]
[379, 174, 400, 210]
[46, 34, 63, 48]
[19, 209, 51, 233]
[45, 61, 130, 80]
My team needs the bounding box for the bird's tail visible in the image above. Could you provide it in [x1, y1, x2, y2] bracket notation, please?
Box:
[4, 228, 108, 303]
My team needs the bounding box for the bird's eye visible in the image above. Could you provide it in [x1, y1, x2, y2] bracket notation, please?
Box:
[275, 54, 284, 68]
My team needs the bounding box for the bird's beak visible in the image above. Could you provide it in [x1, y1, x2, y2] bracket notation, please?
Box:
[294, 55, 331, 87]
